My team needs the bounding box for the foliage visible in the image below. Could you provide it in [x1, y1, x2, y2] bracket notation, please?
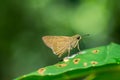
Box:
[15, 43, 120, 80]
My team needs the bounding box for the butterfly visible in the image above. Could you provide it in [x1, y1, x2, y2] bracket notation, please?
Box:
[42, 34, 81, 57]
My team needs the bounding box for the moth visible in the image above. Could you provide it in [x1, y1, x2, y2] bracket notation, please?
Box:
[42, 34, 81, 57]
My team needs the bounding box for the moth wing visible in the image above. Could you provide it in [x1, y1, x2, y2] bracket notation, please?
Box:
[42, 36, 71, 57]
[53, 45, 68, 57]
[42, 36, 56, 48]
[52, 37, 71, 56]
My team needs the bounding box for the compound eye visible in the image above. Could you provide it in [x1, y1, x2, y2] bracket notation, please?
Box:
[77, 36, 80, 40]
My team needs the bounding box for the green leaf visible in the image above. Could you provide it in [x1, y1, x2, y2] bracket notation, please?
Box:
[15, 43, 120, 80]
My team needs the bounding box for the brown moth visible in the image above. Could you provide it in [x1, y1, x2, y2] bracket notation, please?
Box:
[42, 34, 81, 57]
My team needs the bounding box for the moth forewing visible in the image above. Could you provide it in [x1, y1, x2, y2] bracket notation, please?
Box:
[42, 36, 53, 48]
[51, 37, 71, 57]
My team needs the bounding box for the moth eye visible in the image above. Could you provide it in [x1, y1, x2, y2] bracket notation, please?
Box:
[77, 36, 80, 40]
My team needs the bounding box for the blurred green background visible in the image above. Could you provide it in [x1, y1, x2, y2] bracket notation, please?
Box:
[0, 0, 120, 80]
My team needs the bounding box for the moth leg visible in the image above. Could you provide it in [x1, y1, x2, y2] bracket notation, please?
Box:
[75, 41, 80, 51]
[67, 47, 71, 57]
[77, 43, 80, 51]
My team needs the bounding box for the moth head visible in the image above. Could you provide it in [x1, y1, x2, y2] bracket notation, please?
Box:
[73, 34, 81, 40]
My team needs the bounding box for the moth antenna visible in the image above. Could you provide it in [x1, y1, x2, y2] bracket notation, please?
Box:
[81, 34, 90, 38]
